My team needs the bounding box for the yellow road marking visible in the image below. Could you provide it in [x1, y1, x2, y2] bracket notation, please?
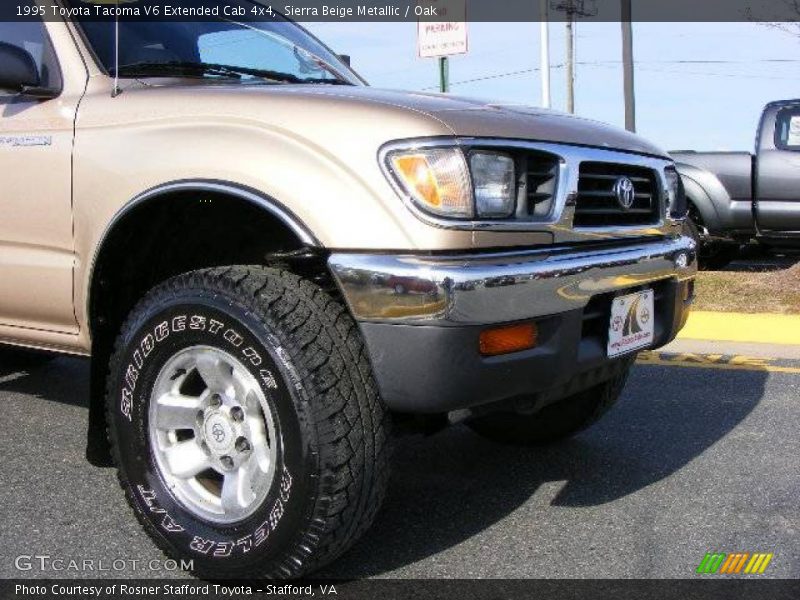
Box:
[637, 351, 800, 374]
[679, 311, 800, 346]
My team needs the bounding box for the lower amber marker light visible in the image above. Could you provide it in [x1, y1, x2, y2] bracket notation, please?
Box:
[479, 322, 538, 357]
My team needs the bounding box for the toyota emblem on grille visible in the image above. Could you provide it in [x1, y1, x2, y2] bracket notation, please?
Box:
[613, 176, 636, 211]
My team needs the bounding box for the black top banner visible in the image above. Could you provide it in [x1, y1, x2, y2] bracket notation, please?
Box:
[5, 0, 800, 22]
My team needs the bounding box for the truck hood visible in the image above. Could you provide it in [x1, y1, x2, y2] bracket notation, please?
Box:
[124, 81, 668, 158]
[296, 86, 670, 158]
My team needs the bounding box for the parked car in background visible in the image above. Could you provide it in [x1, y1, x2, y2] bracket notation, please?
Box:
[673, 99, 800, 269]
[385, 275, 438, 295]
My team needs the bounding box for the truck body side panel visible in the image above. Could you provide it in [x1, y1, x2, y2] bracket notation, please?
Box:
[671, 151, 753, 201]
[0, 16, 88, 347]
[672, 161, 753, 234]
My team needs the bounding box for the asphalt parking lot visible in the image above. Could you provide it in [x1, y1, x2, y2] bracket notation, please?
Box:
[1, 344, 798, 580]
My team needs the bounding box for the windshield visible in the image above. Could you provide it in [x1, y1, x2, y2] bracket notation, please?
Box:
[72, 4, 361, 85]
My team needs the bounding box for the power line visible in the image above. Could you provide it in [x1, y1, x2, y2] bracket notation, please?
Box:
[586, 62, 797, 81]
[420, 58, 799, 90]
[397, 56, 799, 82]
[421, 65, 565, 89]
[568, 58, 800, 65]
[634, 66, 794, 82]
[626, 59, 800, 64]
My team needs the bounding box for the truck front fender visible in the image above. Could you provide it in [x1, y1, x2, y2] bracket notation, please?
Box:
[675, 162, 752, 235]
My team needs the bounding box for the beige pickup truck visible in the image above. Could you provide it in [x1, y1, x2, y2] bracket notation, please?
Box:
[0, 3, 696, 579]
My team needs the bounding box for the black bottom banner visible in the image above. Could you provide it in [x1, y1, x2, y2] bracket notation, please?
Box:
[2, 579, 799, 600]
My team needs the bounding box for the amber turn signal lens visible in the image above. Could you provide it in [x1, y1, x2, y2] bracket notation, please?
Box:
[479, 322, 538, 356]
[388, 148, 474, 218]
[393, 154, 442, 207]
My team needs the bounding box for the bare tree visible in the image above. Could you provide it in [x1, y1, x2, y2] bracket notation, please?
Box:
[762, 21, 800, 37]
[751, 0, 800, 38]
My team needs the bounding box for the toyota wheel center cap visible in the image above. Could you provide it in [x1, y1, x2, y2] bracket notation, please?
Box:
[204, 412, 235, 454]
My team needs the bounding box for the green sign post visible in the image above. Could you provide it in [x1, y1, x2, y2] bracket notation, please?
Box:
[439, 56, 450, 93]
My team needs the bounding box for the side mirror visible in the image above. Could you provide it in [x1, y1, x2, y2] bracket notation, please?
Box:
[0, 42, 58, 99]
[338, 54, 351, 67]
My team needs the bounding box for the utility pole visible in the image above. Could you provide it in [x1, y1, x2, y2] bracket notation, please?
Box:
[553, 0, 595, 114]
[621, 0, 636, 132]
[439, 56, 449, 92]
[565, 13, 575, 113]
[540, 0, 551, 108]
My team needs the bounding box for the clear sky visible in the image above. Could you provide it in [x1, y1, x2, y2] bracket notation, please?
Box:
[305, 21, 799, 152]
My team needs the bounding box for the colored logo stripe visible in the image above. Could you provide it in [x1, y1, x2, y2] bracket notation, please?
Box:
[745, 553, 773, 574]
[719, 553, 748, 574]
[696, 553, 725, 574]
[696, 552, 773, 574]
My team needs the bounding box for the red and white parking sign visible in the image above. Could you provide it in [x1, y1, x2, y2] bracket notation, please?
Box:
[416, 0, 468, 58]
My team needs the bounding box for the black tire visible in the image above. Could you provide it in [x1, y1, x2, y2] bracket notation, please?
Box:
[685, 209, 739, 271]
[739, 241, 773, 261]
[466, 361, 632, 446]
[105, 266, 390, 578]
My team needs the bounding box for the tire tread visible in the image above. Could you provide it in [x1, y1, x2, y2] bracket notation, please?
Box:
[105, 265, 390, 578]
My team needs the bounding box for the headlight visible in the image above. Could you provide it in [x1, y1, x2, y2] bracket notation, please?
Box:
[470, 151, 516, 218]
[665, 166, 687, 219]
[385, 147, 519, 220]
[387, 148, 473, 218]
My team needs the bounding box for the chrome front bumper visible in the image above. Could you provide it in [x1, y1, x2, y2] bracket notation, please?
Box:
[328, 235, 696, 413]
[328, 235, 697, 327]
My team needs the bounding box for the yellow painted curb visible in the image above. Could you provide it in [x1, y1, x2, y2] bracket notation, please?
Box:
[678, 311, 800, 346]
[638, 351, 800, 374]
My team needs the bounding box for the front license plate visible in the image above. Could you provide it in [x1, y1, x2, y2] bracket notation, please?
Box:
[607, 289, 655, 358]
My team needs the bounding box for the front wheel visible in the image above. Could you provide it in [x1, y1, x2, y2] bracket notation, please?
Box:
[105, 266, 390, 578]
[685, 208, 739, 271]
[467, 361, 632, 446]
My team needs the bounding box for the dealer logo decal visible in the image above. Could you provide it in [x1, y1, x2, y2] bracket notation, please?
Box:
[696, 551, 774, 574]
[622, 295, 645, 336]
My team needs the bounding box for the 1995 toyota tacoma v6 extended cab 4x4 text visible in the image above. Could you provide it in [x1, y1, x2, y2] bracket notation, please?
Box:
[0, 2, 696, 579]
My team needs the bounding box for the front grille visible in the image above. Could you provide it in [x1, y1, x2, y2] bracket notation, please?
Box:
[574, 162, 660, 227]
[519, 151, 560, 220]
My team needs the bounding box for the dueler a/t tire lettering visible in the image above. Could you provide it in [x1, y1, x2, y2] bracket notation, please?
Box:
[105, 266, 390, 578]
